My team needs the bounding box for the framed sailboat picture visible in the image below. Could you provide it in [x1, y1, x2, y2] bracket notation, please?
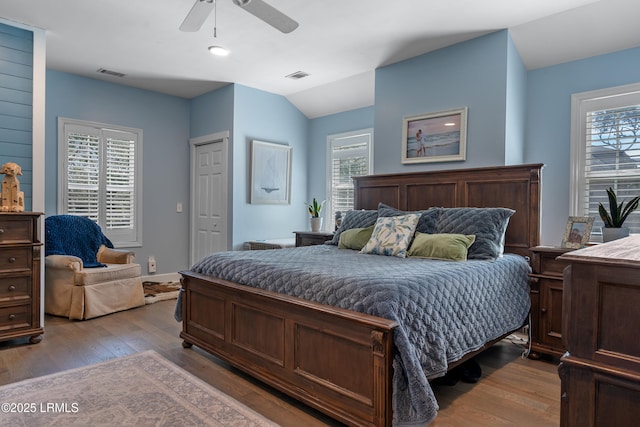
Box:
[251, 140, 292, 204]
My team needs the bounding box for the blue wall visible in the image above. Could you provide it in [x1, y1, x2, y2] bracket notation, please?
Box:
[374, 31, 515, 174]
[190, 84, 234, 138]
[45, 70, 191, 274]
[231, 84, 309, 248]
[504, 35, 527, 164]
[524, 46, 640, 244]
[0, 23, 33, 209]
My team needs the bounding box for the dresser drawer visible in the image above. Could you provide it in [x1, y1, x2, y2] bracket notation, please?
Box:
[0, 247, 32, 271]
[0, 216, 33, 244]
[0, 304, 31, 331]
[532, 248, 573, 277]
[0, 275, 31, 299]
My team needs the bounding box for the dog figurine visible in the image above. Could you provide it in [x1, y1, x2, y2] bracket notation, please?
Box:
[1, 162, 25, 212]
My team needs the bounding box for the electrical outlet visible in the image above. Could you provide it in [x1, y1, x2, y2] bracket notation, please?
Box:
[148, 256, 156, 273]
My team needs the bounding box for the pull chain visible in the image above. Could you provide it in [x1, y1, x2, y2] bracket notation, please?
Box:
[213, 0, 218, 38]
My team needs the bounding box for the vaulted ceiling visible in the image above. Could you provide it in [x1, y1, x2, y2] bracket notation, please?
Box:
[3, 0, 639, 118]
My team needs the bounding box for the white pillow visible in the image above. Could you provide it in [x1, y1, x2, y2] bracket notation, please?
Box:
[360, 213, 421, 258]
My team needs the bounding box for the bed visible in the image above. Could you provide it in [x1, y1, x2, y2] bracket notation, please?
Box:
[179, 163, 543, 427]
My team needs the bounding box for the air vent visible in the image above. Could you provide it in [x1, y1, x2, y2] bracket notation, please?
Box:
[285, 71, 309, 80]
[97, 68, 126, 78]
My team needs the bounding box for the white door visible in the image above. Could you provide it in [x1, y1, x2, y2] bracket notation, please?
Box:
[190, 132, 229, 266]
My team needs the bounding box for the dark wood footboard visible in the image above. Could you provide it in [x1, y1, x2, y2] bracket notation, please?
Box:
[180, 271, 398, 427]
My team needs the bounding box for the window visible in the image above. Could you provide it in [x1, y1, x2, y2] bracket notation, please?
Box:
[326, 129, 373, 229]
[570, 83, 640, 237]
[58, 118, 142, 247]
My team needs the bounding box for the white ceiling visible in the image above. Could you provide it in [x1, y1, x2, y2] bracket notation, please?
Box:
[2, 0, 639, 118]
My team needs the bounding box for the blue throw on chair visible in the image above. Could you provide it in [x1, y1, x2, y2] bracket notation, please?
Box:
[45, 215, 113, 268]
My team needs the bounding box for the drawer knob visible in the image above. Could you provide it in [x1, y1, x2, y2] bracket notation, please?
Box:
[8, 285, 15, 291]
[0, 228, 4, 234]
[541, 307, 547, 313]
[8, 257, 16, 263]
[8, 314, 15, 320]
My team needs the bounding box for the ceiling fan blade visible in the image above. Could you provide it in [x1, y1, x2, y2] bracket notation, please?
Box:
[233, 0, 298, 34]
[180, 0, 215, 32]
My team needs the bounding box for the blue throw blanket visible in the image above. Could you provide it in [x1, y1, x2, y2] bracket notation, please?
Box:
[189, 245, 531, 426]
[45, 215, 114, 268]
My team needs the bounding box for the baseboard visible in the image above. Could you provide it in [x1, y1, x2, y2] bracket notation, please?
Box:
[141, 272, 181, 283]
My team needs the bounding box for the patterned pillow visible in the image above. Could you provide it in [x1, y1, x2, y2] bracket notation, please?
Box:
[338, 226, 374, 250]
[407, 233, 476, 261]
[435, 207, 515, 260]
[326, 209, 378, 245]
[360, 213, 421, 258]
[377, 203, 441, 234]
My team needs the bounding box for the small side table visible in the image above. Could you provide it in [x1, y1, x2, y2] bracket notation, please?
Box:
[528, 245, 575, 358]
[294, 231, 334, 247]
[245, 238, 295, 250]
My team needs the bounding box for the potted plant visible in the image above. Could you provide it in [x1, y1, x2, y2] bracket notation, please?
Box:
[305, 198, 325, 232]
[598, 187, 640, 242]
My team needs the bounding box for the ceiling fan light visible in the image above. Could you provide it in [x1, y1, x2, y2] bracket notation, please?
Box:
[208, 45, 229, 56]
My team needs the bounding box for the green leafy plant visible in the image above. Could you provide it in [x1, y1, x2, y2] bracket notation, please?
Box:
[598, 187, 640, 228]
[304, 198, 325, 218]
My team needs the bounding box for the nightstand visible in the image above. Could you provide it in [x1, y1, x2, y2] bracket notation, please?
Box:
[528, 246, 574, 358]
[294, 231, 334, 247]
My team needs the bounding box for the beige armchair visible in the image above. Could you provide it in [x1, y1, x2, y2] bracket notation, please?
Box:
[44, 215, 145, 320]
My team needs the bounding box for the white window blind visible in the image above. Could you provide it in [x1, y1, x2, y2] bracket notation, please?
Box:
[58, 118, 142, 247]
[571, 84, 640, 236]
[326, 129, 373, 229]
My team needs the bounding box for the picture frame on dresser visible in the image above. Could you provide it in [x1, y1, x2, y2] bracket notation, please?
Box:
[561, 216, 594, 249]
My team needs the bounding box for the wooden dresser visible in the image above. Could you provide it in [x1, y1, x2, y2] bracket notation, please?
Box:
[529, 246, 574, 358]
[558, 235, 640, 426]
[0, 212, 43, 344]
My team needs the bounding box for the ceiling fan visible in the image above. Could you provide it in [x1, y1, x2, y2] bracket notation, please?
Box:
[180, 0, 298, 34]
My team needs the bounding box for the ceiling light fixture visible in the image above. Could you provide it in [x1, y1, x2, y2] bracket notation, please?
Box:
[208, 0, 230, 56]
[208, 45, 229, 56]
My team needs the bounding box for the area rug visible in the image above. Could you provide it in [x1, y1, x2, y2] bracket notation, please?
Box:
[0, 350, 279, 426]
[143, 280, 181, 304]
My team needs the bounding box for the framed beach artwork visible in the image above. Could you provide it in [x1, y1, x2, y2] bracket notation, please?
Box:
[401, 107, 468, 164]
[561, 216, 594, 249]
[250, 140, 292, 204]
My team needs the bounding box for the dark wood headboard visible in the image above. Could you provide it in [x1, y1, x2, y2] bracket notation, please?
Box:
[352, 163, 543, 258]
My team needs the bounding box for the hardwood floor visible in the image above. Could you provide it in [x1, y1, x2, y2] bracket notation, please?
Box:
[0, 300, 560, 426]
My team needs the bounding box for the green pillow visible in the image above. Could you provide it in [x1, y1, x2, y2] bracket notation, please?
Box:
[407, 232, 476, 261]
[338, 226, 374, 250]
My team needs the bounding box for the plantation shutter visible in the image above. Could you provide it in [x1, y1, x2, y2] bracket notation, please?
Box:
[65, 125, 101, 221]
[104, 130, 137, 241]
[60, 119, 141, 246]
[577, 90, 640, 235]
[328, 131, 373, 229]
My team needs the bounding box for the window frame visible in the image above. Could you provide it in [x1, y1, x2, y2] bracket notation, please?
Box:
[325, 128, 374, 230]
[57, 117, 143, 247]
[570, 82, 640, 237]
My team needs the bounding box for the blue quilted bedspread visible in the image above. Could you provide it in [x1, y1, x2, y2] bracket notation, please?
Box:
[191, 245, 531, 426]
